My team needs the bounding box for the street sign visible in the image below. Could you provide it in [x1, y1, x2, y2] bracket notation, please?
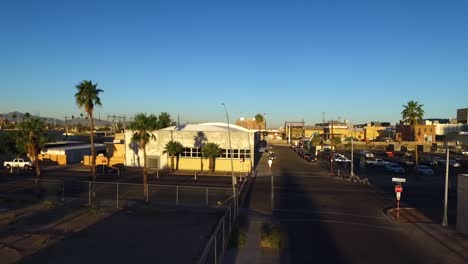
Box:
[392, 177, 406, 183]
[395, 185, 403, 193]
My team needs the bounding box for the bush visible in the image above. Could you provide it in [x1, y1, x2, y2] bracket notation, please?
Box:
[260, 223, 287, 249]
[229, 227, 247, 248]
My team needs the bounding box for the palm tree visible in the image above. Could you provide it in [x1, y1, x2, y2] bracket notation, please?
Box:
[401, 100, 424, 126]
[157, 112, 176, 129]
[128, 113, 158, 202]
[194, 131, 208, 172]
[254, 113, 265, 130]
[254, 113, 265, 140]
[401, 100, 424, 167]
[74, 80, 103, 177]
[18, 117, 47, 177]
[203, 143, 222, 173]
[164, 140, 183, 172]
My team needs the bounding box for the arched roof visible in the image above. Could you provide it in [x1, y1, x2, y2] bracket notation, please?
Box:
[161, 122, 251, 132]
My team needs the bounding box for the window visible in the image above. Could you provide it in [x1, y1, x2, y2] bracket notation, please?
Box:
[180, 147, 202, 158]
[220, 149, 251, 159]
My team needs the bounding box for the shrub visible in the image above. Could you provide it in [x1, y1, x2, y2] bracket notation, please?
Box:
[229, 227, 247, 248]
[260, 223, 287, 249]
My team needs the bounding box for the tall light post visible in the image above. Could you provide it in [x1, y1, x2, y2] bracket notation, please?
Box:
[351, 124, 355, 177]
[263, 112, 267, 141]
[442, 141, 450, 226]
[222, 103, 237, 215]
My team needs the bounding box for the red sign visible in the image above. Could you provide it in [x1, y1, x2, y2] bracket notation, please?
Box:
[395, 185, 403, 193]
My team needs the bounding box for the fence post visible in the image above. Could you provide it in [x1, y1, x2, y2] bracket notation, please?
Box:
[214, 235, 217, 264]
[222, 217, 225, 255]
[206, 188, 209, 206]
[176, 186, 179, 205]
[146, 184, 149, 204]
[88, 181, 91, 206]
[116, 183, 119, 208]
[228, 207, 232, 234]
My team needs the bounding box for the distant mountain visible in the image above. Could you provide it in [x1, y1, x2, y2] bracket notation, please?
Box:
[0, 111, 112, 127]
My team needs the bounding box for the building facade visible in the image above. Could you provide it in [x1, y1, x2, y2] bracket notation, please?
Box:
[124, 123, 259, 173]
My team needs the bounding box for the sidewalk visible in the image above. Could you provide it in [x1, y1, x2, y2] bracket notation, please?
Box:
[388, 208, 468, 263]
[224, 211, 285, 264]
[223, 152, 286, 264]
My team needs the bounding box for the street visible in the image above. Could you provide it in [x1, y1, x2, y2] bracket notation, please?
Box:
[241, 144, 466, 263]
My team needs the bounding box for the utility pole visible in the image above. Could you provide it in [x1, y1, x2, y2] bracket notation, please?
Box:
[330, 120, 334, 176]
[351, 124, 355, 177]
[442, 141, 450, 226]
[222, 103, 237, 217]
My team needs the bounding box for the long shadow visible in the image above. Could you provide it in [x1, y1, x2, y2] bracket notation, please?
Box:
[274, 167, 346, 263]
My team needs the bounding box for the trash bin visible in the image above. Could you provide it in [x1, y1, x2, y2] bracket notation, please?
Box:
[457, 174, 468, 235]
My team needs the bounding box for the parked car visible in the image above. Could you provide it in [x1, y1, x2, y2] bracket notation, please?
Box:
[414, 165, 434, 175]
[374, 158, 389, 166]
[335, 156, 351, 163]
[3, 158, 33, 170]
[399, 159, 414, 166]
[462, 150, 468, 156]
[385, 163, 405, 173]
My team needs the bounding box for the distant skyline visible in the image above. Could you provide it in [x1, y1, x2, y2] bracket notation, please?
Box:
[1, 0, 467, 128]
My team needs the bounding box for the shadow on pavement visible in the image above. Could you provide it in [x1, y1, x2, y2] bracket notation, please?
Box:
[274, 169, 346, 263]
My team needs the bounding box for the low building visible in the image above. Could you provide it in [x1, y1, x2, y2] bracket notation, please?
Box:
[395, 124, 436, 143]
[124, 123, 259, 173]
[236, 117, 265, 130]
[40, 144, 107, 165]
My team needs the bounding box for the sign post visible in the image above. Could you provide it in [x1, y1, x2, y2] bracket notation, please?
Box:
[392, 178, 406, 221]
[395, 184, 403, 221]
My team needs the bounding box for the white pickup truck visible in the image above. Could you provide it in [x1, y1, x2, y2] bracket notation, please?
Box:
[3, 158, 34, 170]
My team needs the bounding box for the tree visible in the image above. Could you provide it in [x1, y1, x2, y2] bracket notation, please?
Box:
[194, 131, 208, 171]
[74, 80, 103, 177]
[401, 100, 424, 126]
[164, 140, 183, 172]
[157, 112, 176, 129]
[254, 113, 265, 131]
[18, 117, 47, 177]
[12, 113, 17, 128]
[401, 100, 424, 167]
[128, 113, 158, 202]
[203, 143, 222, 173]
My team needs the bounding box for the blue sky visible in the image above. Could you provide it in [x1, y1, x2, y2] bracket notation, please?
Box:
[1, 0, 467, 128]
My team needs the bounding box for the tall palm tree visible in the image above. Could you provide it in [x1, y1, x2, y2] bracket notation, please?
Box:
[254, 113, 265, 140]
[194, 131, 208, 172]
[18, 117, 47, 177]
[164, 140, 183, 172]
[157, 112, 176, 129]
[254, 113, 265, 131]
[203, 143, 222, 173]
[401, 100, 424, 167]
[128, 113, 158, 202]
[401, 100, 424, 126]
[74, 80, 103, 177]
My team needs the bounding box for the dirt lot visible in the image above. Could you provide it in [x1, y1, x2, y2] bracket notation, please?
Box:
[0, 199, 222, 264]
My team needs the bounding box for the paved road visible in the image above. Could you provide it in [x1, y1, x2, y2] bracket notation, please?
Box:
[241, 145, 465, 264]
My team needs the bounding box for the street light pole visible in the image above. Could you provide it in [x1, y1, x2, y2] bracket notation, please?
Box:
[222, 103, 237, 215]
[351, 125, 354, 177]
[442, 142, 450, 226]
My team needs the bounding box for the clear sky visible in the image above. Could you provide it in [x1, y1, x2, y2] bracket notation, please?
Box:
[1, 0, 467, 128]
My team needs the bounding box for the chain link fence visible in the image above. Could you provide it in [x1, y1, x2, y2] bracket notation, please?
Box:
[0, 178, 234, 209]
